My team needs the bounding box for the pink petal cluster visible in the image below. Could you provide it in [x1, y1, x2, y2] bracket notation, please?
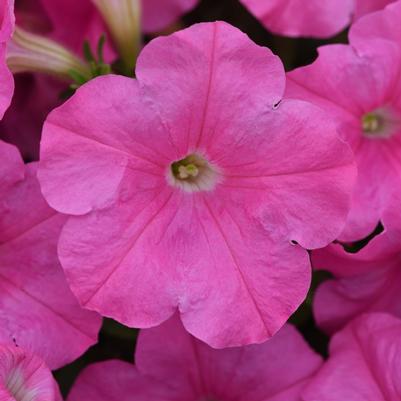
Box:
[286, 1, 401, 242]
[239, 0, 396, 38]
[0, 140, 101, 369]
[312, 192, 401, 334]
[38, 21, 355, 348]
[2, 0, 401, 396]
[68, 315, 322, 401]
[302, 313, 401, 400]
[0, 344, 61, 401]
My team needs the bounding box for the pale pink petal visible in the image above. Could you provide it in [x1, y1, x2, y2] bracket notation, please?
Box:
[214, 99, 355, 249]
[39, 74, 172, 216]
[302, 313, 401, 401]
[239, 0, 353, 38]
[58, 188, 310, 346]
[0, 163, 101, 369]
[136, 22, 285, 156]
[0, 345, 59, 401]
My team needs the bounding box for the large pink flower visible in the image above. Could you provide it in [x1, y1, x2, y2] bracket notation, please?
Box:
[0, 344, 61, 401]
[39, 22, 355, 347]
[286, 26, 401, 241]
[239, 0, 395, 38]
[302, 313, 401, 400]
[0, 0, 15, 119]
[0, 141, 101, 369]
[312, 193, 401, 334]
[67, 315, 322, 401]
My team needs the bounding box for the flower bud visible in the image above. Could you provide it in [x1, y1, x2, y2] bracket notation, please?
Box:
[7, 26, 90, 80]
[92, 0, 141, 75]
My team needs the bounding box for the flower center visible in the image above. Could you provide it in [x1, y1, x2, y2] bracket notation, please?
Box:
[6, 368, 37, 401]
[168, 153, 219, 192]
[361, 107, 401, 139]
[362, 113, 383, 134]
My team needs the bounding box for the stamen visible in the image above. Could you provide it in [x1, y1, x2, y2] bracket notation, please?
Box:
[361, 107, 401, 139]
[362, 113, 383, 134]
[168, 153, 219, 192]
[178, 163, 199, 179]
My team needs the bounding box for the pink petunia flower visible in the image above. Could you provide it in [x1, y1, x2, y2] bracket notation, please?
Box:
[312, 192, 401, 334]
[286, 13, 401, 241]
[38, 22, 356, 347]
[239, 0, 395, 38]
[0, 0, 15, 119]
[67, 315, 322, 401]
[0, 344, 61, 401]
[302, 313, 401, 400]
[0, 141, 101, 369]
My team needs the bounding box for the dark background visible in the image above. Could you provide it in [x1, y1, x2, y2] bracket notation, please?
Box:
[54, 0, 349, 396]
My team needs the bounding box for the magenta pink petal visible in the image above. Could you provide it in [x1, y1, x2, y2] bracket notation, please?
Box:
[68, 316, 322, 401]
[353, 0, 396, 21]
[0, 140, 24, 194]
[0, 345, 60, 401]
[0, 0, 14, 42]
[142, 0, 199, 33]
[350, 0, 401, 51]
[0, 74, 63, 161]
[239, 0, 353, 38]
[302, 313, 401, 401]
[0, 0, 14, 119]
[67, 361, 153, 401]
[312, 192, 401, 333]
[0, 161, 101, 369]
[37, 0, 112, 59]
